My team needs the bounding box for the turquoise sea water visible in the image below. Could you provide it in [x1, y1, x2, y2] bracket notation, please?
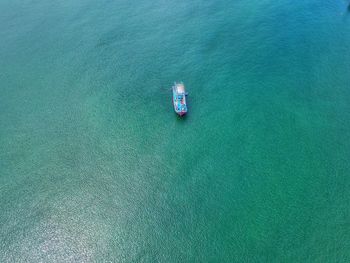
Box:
[1, 0, 350, 261]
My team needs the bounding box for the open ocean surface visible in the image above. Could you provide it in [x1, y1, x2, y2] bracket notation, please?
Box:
[1, 0, 350, 262]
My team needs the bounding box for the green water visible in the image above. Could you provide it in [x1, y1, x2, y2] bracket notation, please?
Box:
[1, 0, 350, 261]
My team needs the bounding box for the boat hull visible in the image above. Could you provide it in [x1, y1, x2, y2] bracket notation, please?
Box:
[172, 82, 188, 116]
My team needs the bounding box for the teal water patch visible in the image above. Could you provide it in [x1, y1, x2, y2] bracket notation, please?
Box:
[1, 0, 350, 262]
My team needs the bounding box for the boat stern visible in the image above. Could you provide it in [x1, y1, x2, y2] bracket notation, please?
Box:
[178, 111, 187, 116]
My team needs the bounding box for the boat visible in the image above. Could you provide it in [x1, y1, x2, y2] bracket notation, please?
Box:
[172, 82, 188, 116]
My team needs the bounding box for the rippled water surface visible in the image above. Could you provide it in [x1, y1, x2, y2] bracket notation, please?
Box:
[1, 0, 350, 261]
